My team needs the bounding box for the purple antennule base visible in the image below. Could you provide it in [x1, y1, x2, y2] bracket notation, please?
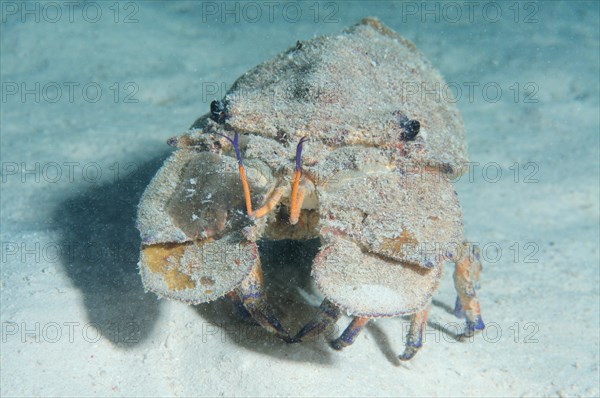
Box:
[215, 131, 244, 167]
[295, 136, 308, 172]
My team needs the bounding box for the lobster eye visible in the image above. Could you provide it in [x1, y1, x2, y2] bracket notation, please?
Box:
[210, 100, 227, 124]
[402, 119, 420, 141]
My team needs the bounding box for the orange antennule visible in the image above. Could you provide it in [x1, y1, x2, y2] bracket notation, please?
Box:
[253, 186, 287, 218]
[215, 132, 254, 216]
[239, 165, 253, 216]
[290, 137, 308, 225]
[290, 169, 302, 224]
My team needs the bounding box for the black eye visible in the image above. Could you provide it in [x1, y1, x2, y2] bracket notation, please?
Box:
[210, 100, 227, 124]
[402, 119, 420, 141]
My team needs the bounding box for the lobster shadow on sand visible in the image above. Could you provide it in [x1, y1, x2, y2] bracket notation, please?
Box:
[53, 150, 172, 349]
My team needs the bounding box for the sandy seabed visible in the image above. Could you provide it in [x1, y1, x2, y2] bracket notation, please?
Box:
[1, 1, 599, 397]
